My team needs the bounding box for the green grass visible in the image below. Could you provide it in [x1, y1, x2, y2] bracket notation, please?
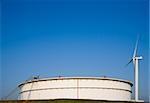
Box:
[0, 99, 147, 103]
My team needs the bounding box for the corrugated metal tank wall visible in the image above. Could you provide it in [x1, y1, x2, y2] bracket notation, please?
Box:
[19, 77, 133, 101]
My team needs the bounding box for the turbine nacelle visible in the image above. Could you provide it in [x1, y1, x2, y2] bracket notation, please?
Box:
[135, 56, 142, 60]
[132, 56, 142, 62]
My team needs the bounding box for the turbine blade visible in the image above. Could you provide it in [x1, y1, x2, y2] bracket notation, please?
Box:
[133, 34, 140, 58]
[125, 59, 133, 67]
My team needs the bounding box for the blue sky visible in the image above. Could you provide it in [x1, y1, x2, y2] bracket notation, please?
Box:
[1, 0, 149, 101]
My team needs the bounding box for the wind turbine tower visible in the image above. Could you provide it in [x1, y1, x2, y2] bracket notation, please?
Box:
[127, 36, 142, 101]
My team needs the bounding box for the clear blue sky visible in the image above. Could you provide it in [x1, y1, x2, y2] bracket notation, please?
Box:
[1, 0, 149, 101]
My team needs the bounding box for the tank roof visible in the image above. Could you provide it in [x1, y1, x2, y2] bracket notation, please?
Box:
[18, 76, 133, 87]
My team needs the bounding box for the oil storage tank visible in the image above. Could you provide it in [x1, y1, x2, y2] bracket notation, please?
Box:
[18, 77, 133, 101]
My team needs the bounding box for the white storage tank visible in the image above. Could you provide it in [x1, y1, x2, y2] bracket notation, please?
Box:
[18, 77, 133, 101]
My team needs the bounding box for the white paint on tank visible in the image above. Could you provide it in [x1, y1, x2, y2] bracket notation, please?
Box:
[18, 77, 133, 101]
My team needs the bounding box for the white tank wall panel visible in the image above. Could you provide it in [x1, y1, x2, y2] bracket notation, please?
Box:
[20, 89, 78, 100]
[79, 89, 131, 100]
[21, 79, 131, 92]
[21, 80, 77, 91]
[20, 88, 131, 100]
[79, 80, 131, 91]
[19, 77, 132, 100]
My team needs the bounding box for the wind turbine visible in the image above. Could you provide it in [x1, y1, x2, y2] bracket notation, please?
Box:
[127, 36, 142, 101]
